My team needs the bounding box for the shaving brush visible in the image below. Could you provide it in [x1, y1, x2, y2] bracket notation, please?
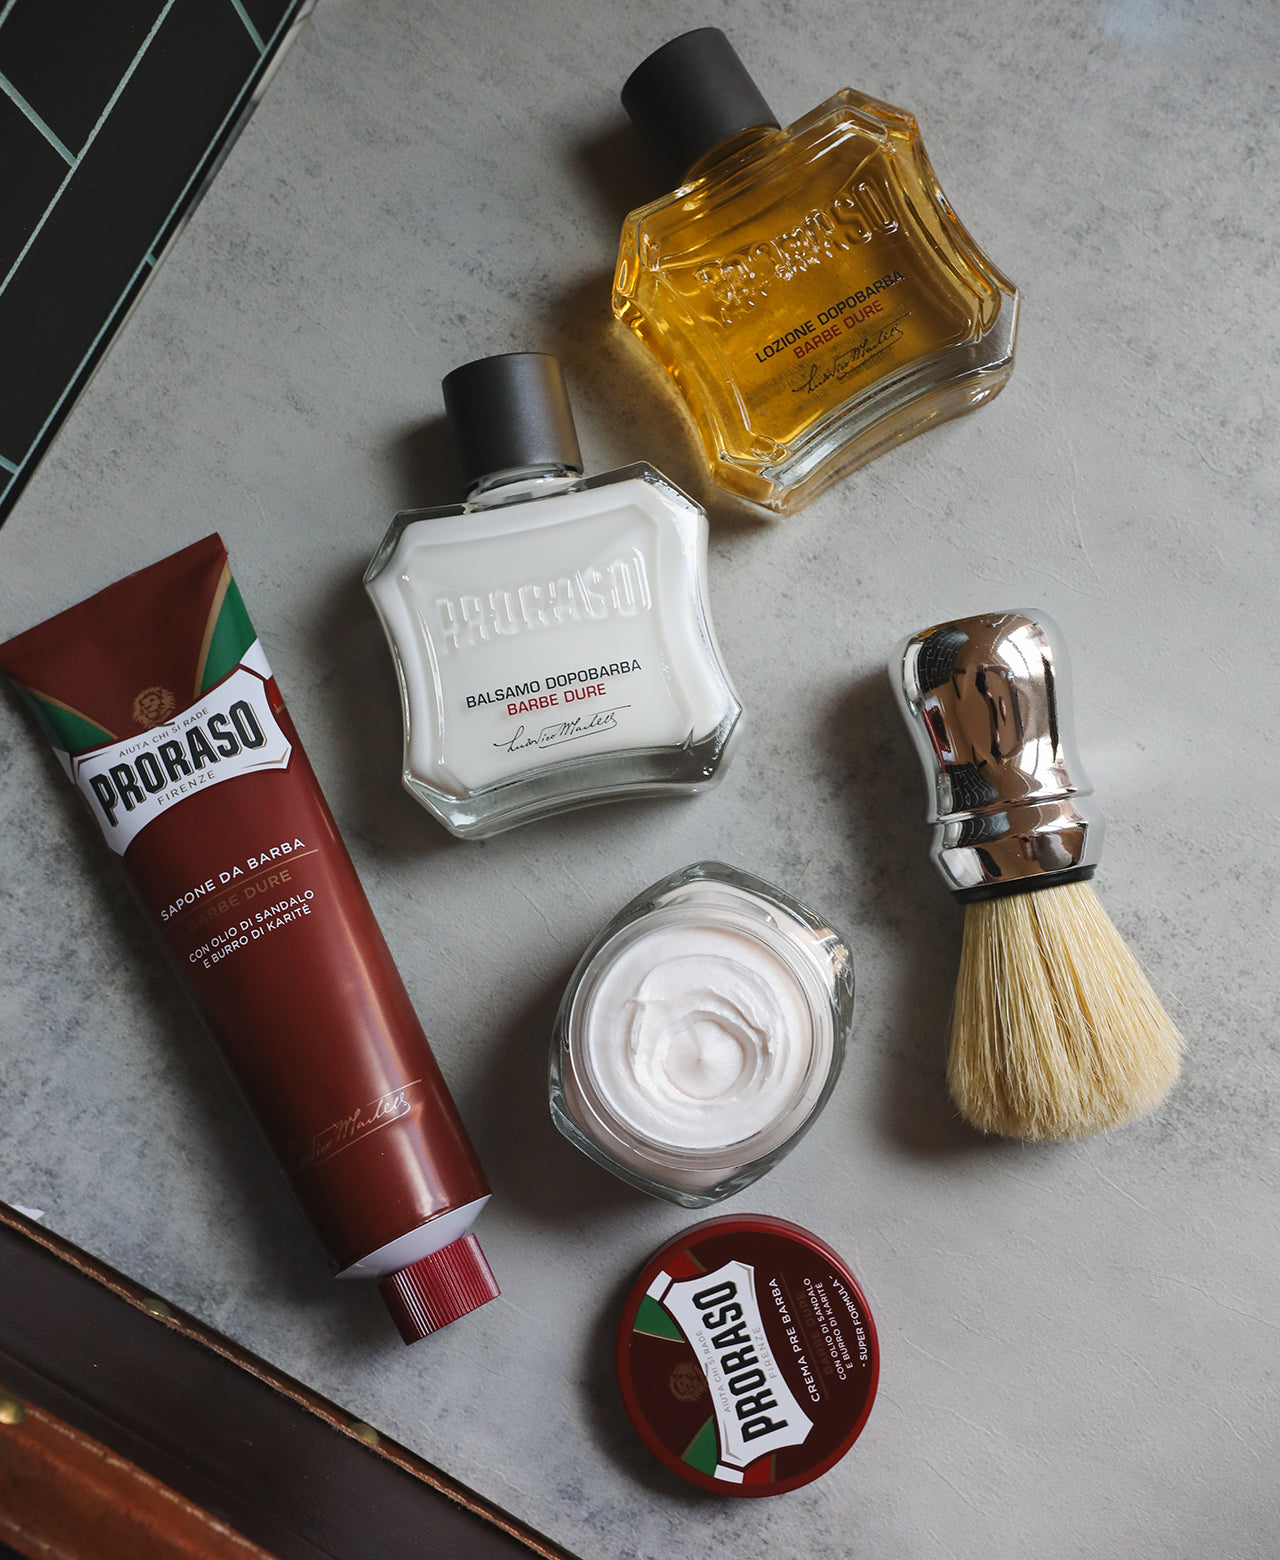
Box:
[892, 610, 1181, 1140]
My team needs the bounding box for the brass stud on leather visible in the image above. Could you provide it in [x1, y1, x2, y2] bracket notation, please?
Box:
[0, 1391, 26, 1425]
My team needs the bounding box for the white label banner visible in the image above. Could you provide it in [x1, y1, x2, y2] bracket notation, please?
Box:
[68, 662, 292, 855]
[655, 1259, 812, 1471]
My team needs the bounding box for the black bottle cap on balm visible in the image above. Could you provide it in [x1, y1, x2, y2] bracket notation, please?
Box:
[622, 28, 779, 189]
[442, 353, 584, 490]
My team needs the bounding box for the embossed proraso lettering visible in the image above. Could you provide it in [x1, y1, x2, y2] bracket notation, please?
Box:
[437, 550, 653, 654]
[695, 176, 900, 322]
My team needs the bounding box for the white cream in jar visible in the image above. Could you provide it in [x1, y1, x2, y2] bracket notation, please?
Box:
[550, 863, 855, 1206]
[584, 921, 813, 1149]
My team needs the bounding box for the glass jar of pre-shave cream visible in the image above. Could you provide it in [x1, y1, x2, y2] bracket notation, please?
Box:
[549, 862, 854, 1206]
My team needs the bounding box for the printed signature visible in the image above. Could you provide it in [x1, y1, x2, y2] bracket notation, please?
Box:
[494, 706, 627, 754]
[793, 319, 906, 395]
[299, 1082, 420, 1168]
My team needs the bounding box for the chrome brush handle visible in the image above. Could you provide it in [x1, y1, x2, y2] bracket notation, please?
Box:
[891, 609, 1104, 901]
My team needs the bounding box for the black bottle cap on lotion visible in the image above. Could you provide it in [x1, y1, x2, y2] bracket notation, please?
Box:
[622, 28, 779, 189]
[442, 353, 584, 491]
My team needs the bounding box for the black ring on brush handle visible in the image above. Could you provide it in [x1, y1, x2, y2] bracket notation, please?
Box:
[953, 864, 1097, 905]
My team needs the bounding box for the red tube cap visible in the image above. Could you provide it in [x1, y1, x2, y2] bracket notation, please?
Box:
[378, 1235, 499, 1344]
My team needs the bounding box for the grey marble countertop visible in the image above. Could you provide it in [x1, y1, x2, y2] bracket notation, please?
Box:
[2, 2, 1277, 1555]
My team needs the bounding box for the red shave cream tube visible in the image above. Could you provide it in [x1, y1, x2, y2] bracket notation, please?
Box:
[0, 535, 495, 1342]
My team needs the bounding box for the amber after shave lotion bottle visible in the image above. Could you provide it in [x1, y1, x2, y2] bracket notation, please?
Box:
[614, 29, 1019, 513]
[365, 353, 742, 838]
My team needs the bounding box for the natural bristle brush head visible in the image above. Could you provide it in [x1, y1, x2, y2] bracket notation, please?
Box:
[892, 610, 1181, 1141]
[952, 879, 1181, 1139]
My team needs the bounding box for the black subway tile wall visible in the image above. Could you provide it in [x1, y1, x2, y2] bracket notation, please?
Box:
[0, 0, 310, 523]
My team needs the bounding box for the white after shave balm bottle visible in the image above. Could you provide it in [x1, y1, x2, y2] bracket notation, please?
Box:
[364, 353, 743, 837]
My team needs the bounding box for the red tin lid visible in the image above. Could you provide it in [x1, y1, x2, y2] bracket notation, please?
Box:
[616, 1215, 878, 1497]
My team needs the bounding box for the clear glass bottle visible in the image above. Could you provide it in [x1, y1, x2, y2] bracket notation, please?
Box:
[613, 29, 1019, 514]
[364, 353, 742, 838]
[549, 862, 855, 1208]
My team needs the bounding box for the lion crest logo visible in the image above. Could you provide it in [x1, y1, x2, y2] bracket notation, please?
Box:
[669, 1360, 707, 1403]
[131, 686, 177, 729]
